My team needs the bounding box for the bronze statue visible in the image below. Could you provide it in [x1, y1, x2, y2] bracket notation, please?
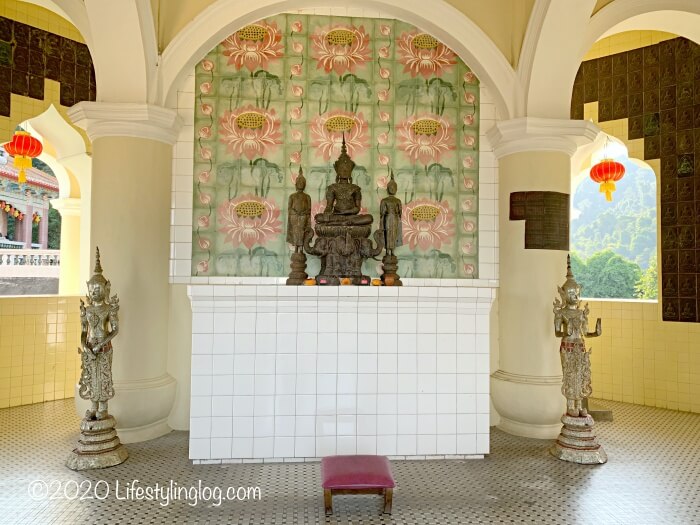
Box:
[315, 139, 373, 227]
[553, 255, 601, 417]
[67, 247, 128, 470]
[79, 247, 120, 420]
[550, 255, 607, 464]
[302, 136, 383, 285]
[286, 169, 312, 285]
[380, 171, 402, 255]
[286, 168, 311, 251]
[380, 171, 403, 285]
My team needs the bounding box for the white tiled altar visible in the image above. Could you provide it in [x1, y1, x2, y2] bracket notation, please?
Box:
[188, 284, 494, 463]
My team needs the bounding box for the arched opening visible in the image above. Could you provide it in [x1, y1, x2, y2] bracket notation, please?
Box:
[569, 26, 697, 412]
[23, 104, 92, 295]
[0, 139, 61, 295]
[570, 134, 658, 300]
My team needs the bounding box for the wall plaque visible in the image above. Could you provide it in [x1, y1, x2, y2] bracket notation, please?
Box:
[510, 191, 570, 250]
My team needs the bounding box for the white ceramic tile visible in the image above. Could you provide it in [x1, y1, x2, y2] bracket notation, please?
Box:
[212, 375, 234, 396]
[417, 434, 437, 455]
[397, 434, 417, 455]
[296, 374, 317, 395]
[317, 354, 338, 373]
[254, 376, 275, 397]
[191, 376, 213, 397]
[275, 415, 295, 436]
[337, 374, 357, 394]
[317, 395, 336, 414]
[253, 437, 274, 458]
[296, 395, 316, 416]
[191, 355, 213, 376]
[233, 375, 255, 396]
[233, 396, 254, 417]
[234, 354, 256, 375]
[272, 436, 294, 457]
[437, 434, 457, 454]
[456, 433, 476, 455]
[418, 414, 437, 434]
[189, 438, 211, 459]
[188, 290, 493, 460]
[212, 355, 234, 375]
[358, 354, 378, 374]
[190, 417, 211, 438]
[377, 434, 397, 455]
[255, 354, 276, 375]
[254, 396, 274, 417]
[254, 416, 275, 437]
[295, 416, 315, 436]
[356, 435, 377, 454]
[295, 437, 315, 457]
[275, 374, 296, 395]
[337, 436, 357, 455]
[275, 395, 295, 416]
[357, 414, 377, 435]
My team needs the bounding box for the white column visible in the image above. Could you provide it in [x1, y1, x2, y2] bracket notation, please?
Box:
[50, 198, 82, 295]
[487, 118, 599, 438]
[38, 198, 49, 249]
[69, 102, 182, 443]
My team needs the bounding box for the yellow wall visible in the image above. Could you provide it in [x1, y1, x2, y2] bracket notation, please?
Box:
[577, 32, 700, 415]
[583, 30, 677, 61]
[0, 1, 84, 42]
[0, 3, 89, 145]
[587, 301, 700, 414]
[150, 0, 534, 67]
[0, 295, 81, 408]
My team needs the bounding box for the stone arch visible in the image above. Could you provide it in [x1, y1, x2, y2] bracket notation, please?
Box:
[158, 0, 518, 119]
[524, 0, 700, 119]
[23, 104, 92, 294]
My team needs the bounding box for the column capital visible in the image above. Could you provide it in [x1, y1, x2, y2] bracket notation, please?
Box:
[486, 117, 601, 159]
[68, 102, 183, 145]
[50, 197, 81, 217]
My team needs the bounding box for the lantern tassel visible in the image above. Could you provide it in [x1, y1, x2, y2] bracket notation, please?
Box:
[18, 168, 26, 184]
[599, 181, 616, 202]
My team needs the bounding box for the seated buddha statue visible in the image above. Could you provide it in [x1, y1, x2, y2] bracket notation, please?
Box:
[315, 137, 373, 226]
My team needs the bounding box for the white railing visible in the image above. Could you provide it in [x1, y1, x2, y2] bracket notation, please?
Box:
[0, 249, 60, 278]
[0, 239, 41, 249]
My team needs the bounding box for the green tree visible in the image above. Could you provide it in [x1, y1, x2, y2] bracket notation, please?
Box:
[47, 205, 61, 249]
[570, 249, 642, 299]
[634, 253, 658, 299]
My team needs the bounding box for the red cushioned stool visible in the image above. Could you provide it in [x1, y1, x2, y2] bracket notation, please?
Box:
[321, 455, 395, 515]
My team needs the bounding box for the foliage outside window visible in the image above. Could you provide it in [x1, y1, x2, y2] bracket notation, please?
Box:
[570, 158, 657, 300]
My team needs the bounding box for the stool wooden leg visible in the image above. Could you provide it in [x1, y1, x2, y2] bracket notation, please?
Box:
[383, 488, 393, 514]
[324, 489, 333, 516]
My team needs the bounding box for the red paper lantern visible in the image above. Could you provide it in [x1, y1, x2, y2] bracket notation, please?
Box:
[3, 131, 43, 184]
[589, 159, 625, 202]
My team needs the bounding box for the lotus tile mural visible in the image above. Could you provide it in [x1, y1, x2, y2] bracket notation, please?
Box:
[192, 14, 480, 278]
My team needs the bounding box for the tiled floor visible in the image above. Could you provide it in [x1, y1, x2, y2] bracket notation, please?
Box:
[0, 399, 699, 524]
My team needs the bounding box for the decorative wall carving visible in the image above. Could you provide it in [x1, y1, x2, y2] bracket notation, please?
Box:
[0, 16, 95, 116]
[572, 37, 700, 322]
[192, 14, 480, 279]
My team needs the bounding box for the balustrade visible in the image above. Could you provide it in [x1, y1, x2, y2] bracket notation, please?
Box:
[0, 249, 60, 278]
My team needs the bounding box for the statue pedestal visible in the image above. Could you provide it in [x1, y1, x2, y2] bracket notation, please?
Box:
[550, 413, 607, 464]
[381, 254, 402, 286]
[311, 224, 374, 286]
[286, 252, 308, 285]
[66, 415, 129, 470]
